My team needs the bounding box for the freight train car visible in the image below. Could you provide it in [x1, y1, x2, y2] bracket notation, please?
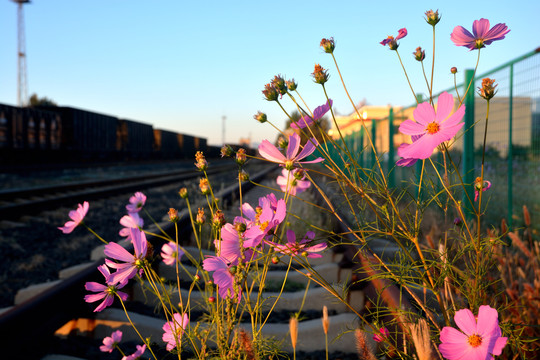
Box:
[0, 102, 231, 165]
[55, 107, 118, 161]
[117, 119, 154, 159]
[0, 104, 62, 163]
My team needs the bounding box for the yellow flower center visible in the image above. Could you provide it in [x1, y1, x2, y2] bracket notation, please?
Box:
[260, 221, 269, 231]
[426, 122, 440, 134]
[467, 334, 483, 348]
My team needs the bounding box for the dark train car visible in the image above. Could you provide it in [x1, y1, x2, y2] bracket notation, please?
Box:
[181, 133, 196, 159]
[117, 119, 154, 159]
[0, 104, 63, 164]
[154, 129, 182, 158]
[206, 145, 223, 158]
[196, 136, 207, 154]
[56, 107, 118, 160]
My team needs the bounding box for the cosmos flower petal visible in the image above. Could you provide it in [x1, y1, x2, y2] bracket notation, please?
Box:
[450, 26, 476, 48]
[398, 134, 440, 159]
[435, 92, 455, 122]
[258, 140, 286, 163]
[441, 105, 465, 127]
[484, 23, 510, 43]
[399, 119, 427, 135]
[472, 18, 490, 38]
[286, 133, 301, 160]
[295, 140, 319, 161]
[104, 242, 134, 263]
[454, 308, 477, 335]
[412, 101, 436, 125]
[490, 336, 508, 356]
[476, 305, 500, 337]
[85, 282, 107, 292]
[313, 99, 333, 120]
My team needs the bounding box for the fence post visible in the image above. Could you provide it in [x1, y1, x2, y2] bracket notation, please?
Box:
[463, 69, 475, 210]
[507, 64, 514, 229]
[388, 107, 395, 188]
[371, 118, 377, 169]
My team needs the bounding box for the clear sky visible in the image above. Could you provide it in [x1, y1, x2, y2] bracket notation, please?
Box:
[1, 1, 538, 147]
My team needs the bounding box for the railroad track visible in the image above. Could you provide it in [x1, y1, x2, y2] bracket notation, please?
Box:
[0, 165, 412, 360]
[0, 162, 235, 221]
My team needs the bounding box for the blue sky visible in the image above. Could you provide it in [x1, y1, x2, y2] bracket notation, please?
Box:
[1, 1, 538, 146]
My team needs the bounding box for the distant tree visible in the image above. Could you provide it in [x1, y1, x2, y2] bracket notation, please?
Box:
[29, 93, 57, 107]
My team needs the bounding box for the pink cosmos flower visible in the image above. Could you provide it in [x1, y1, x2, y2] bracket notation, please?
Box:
[474, 177, 492, 201]
[161, 241, 184, 266]
[122, 344, 146, 360]
[398, 92, 465, 160]
[373, 327, 390, 342]
[100, 330, 123, 353]
[439, 305, 507, 360]
[84, 265, 128, 312]
[241, 194, 287, 244]
[258, 133, 323, 170]
[451, 19, 510, 50]
[119, 212, 144, 241]
[125, 192, 146, 213]
[202, 255, 241, 301]
[276, 168, 311, 195]
[270, 230, 327, 259]
[380, 28, 407, 50]
[291, 99, 333, 129]
[58, 201, 89, 234]
[162, 312, 189, 352]
[104, 228, 148, 285]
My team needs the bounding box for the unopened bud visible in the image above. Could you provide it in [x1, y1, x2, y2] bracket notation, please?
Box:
[221, 144, 234, 157]
[179, 187, 188, 199]
[262, 83, 279, 101]
[271, 256, 279, 264]
[450, 67, 458, 74]
[168, 208, 179, 223]
[286, 79, 297, 91]
[208, 296, 216, 303]
[199, 178, 210, 195]
[195, 151, 208, 171]
[312, 64, 330, 85]
[478, 77, 498, 100]
[271, 75, 287, 96]
[320, 37, 335, 54]
[212, 210, 225, 229]
[425, 9, 441, 26]
[413, 46, 425, 61]
[253, 111, 267, 123]
[238, 170, 249, 182]
[196, 208, 206, 225]
[236, 148, 247, 165]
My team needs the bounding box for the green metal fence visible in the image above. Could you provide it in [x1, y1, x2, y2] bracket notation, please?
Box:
[326, 47, 540, 228]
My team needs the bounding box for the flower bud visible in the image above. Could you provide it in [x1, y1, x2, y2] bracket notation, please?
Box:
[271, 75, 288, 96]
[277, 136, 288, 149]
[425, 9, 441, 26]
[221, 144, 234, 157]
[450, 67, 458, 74]
[454, 217, 463, 226]
[373, 327, 390, 342]
[320, 37, 335, 54]
[235, 221, 247, 233]
[253, 111, 267, 123]
[195, 151, 208, 171]
[312, 64, 329, 85]
[262, 83, 279, 101]
[286, 79, 297, 91]
[478, 78, 498, 100]
[212, 210, 226, 229]
[168, 208, 179, 223]
[196, 208, 206, 225]
[413, 46, 425, 61]
[193, 274, 200, 282]
[236, 148, 247, 165]
[228, 265, 237, 275]
[199, 178, 211, 195]
[238, 170, 249, 182]
[179, 187, 188, 199]
[271, 256, 279, 264]
[208, 296, 216, 303]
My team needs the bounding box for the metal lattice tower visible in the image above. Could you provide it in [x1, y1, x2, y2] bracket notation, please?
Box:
[13, 0, 30, 107]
